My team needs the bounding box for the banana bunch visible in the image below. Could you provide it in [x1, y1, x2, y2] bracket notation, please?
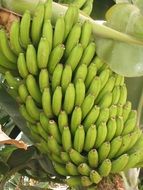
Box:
[1, 1, 143, 189]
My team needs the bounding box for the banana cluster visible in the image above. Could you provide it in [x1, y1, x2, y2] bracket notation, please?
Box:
[0, 1, 143, 188]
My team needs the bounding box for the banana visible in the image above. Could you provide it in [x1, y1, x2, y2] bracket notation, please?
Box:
[118, 85, 127, 105]
[0, 52, 17, 70]
[80, 20, 92, 49]
[111, 154, 129, 173]
[81, 94, 95, 119]
[89, 170, 102, 184]
[52, 86, 62, 116]
[79, 42, 96, 66]
[62, 126, 72, 152]
[61, 65, 72, 93]
[73, 0, 86, 8]
[58, 110, 68, 134]
[108, 136, 122, 159]
[106, 118, 117, 141]
[66, 162, 79, 175]
[95, 122, 107, 148]
[82, 0, 93, 15]
[122, 101, 132, 123]
[18, 83, 29, 103]
[78, 163, 91, 176]
[42, 88, 53, 118]
[109, 105, 117, 118]
[0, 29, 17, 63]
[117, 104, 123, 117]
[48, 44, 65, 74]
[83, 106, 100, 132]
[37, 122, 48, 141]
[37, 37, 50, 69]
[128, 134, 143, 154]
[60, 151, 70, 163]
[87, 77, 101, 99]
[115, 75, 124, 86]
[40, 112, 49, 133]
[26, 44, 38, 75]
[71, 106, 82, 134]
[48, 136, 62, 155]
[39, 69, 49, 92]
[25, 96, 40, 121]
[81, 176, 93, 187]
[85, 62, 97, 88]
[52, 64, 63, 92]
[63, 83, 75, 114]
[73, 64, 87, 83]
[66, 177, 82, 187]
[112, 86, 120, 104]
[10, 20, 23, 55]
[44, 0, 52, 20]
[124, 151, 141, 170]
[75, 78, 85, 106]
[64, 5, 79, 39]
[65, 44, 83, 71]
[47, 120, 61, 144]
[50, 153, 63, 164]
[65, 22, 81, 57]
[19, 104, 35, 123]
[122, 110, 137, 135]
[53, 16, 65, 48]
[97, 63, 109, 75]
[93, 57, 104, 70]
[69, 148, 87, 165]
[31, 4, 44, 46]
[99, 69, 110, 89]
[98, 92, 112, 108]
[5, 71, 20, 89]
[115, 116, 124, 136]
[17, 53, 28, 78]
[98, 142, 110, 163]
[84, 124, 97, 151]
[42, 19, 53, 52]
[98, 159, 112, 177]
[88, 149, 98, 168]
[74, 125, 85, 153]
[20, 10, 31, 48]
[96, 108, 109, 126]
[127, 129, 142, 150]
[26, 74, 42, 104]
[53, 162, 68, 176]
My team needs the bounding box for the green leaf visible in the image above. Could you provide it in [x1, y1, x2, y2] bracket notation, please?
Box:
[0, 159, 9, 175]
[0, 145, 17, 161]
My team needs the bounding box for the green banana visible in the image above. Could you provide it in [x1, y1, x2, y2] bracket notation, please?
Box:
[65, 22, 81, 57]
[17, 53, 28, 78]
[25, 96, 40, 121]
[111, 154, 129, 173]
[82, 0, 93, 15]
[65, 44, 83, 71]
[96, 108, 109, 125]
[87, 77, 101, 99]
[62, 126, 72, 152]
[117, 104, 123, 117]
[58, 110, 68, 133]
[74, 125, 85, 153]
[99, 69, 110, 89]
[98, 141, 110, 163]
[93, 57, 104, 70]
[81, 94, 95, 119]
[40, 112, 49, 133]
[0, 29, 17, 63]
[80, 20, 92, 49]
[118, 85, 127, 105]
[98, 92, 112, 108]
[81, 176, 93, 187]
[69, 148, 87, 165]
[115, 116, 124, 136]
[61, 64, 72, 93]
[75, 78, 85, 106]
[19, 104, 35, 124]
[60, 151, 70, 163]
[26, 74, 41, 104]
[0, 52, 17, 70]
[112, 86, 120, 104]
[53, 16, 65, 48]
[44, 0, 52, 20]
[85, 62, 97, 88]
[127, 129, 142, 150]
[122, 110, 137, 135]
[109, 105, 117, 118]
[84, 124, 97, 151]
[115, 75, 124, 86]
[42, 88, 53, 118]
[50, 153, 63, 164]
[78, 163, 91, 176]
[52, 86, 62, 116]
[106, 118, 117, 141]
[52, 64, 63, 92]
[66, 162, 79, 175]
[95, 122, 107, 148]
[37, 122, 48, 141]
[66, 177, 82, 187]
[5, 71, 20, 89]
[63, 83, 75, 114]
[124, 151, 141, 170]
[98, 159, 112, 177]
[31, 4, 44, 45]
[18, 83, 29, 103]
[108, 136, 122, 159]
[37, 37, 50, 69]
[26, 44, 38, 75]
[20, 10, 31, 48]
[48, 136, 62, 155]
[48, 44, 65, 74]
[122, 101, 132, 123]
[71, 106, 82, 134]
[10, 20, 23, 55]
[39, 69, 49, 92]
[73, 0, 87, 8]
[73, 64, 87, 83]
[90, 170, 102, 184]
[53, 162, 68, 176]
[88, 149, 98, 168]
